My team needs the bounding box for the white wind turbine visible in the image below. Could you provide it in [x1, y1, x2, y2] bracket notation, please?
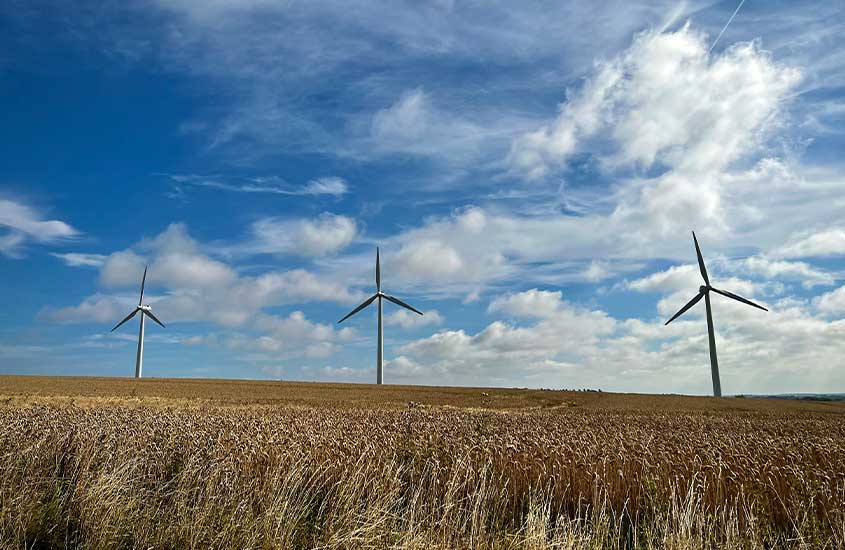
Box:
[664, 232, 767, 397]
[111, 266, 166, 378]
[338, 248, 422, 384]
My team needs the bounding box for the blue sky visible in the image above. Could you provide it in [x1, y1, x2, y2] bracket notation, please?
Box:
[2, 0, 844, 394]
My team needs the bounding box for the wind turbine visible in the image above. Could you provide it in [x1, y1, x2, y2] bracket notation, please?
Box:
[111, 266, 166, 378]
[664, 232, 767, 397]
[338, 248, 422, 385]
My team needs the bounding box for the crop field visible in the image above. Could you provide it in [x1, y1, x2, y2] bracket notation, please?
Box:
[1, 376, 844, 549]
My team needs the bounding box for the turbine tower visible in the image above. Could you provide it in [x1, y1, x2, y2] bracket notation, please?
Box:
[338, 248, 422, 384]
[111, 266, 166, 378]
[664, 232, 768, 397]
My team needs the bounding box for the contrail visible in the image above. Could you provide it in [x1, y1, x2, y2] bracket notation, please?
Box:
[709, 0, 747, 54]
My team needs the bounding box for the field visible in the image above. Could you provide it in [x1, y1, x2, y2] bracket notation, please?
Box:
[1, 376, 844, 549]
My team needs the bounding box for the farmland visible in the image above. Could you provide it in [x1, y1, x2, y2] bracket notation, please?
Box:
[1, 376, 844, 549]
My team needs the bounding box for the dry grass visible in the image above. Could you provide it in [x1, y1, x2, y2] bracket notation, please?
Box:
[0, 376, 843, 549]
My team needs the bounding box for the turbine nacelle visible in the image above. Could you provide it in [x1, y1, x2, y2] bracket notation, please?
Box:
[139, 305, 152, 312]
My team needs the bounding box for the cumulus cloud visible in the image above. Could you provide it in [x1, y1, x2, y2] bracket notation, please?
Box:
[509, 24, 801, 179]
[385, 309, 444, 329]
[0, 198, 78, 257]
[44, 294, 132, 324]
[100, 250, 148, 287]
[815, 286, 845, 315]
[246, 213, 357, 257]
[153, 252, 236, 289]
[254, 311, 347, 343]
[50, 224, 363, 332]
[736, 257, 835, 289]
[627, 265, 702, 294]
[98, 224, 236, 290]
[773, 227, 845, 258]
[197, 323, 346, 363]
[203, 311, 353, 360]
[402, 289, 615, 365]
[626, 264, 769, 321]
[394, 240, 464, 280]
[488, 289, 567, 319]
[393, 283, 843, 393]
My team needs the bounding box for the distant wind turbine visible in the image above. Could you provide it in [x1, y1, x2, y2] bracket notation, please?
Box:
[338, 248, 422, 385]
[111, 266, 166, 378]
[664, 232, 767, 397]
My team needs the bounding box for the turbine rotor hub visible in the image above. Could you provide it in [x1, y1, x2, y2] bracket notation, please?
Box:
[700, 285, 709, 294]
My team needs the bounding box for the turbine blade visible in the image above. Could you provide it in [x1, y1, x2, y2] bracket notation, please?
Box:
[144, 310, 166, 328]
[111, 308, 139, 332]
[383, 294, 423, 316]
[710, 287, 768, 312]
[338, 294, 378, 324]
[664, 292, 704, 326]
[139, 266, 148, 306]
[376, 247, 381, 291]
[692, 232, 710, 286]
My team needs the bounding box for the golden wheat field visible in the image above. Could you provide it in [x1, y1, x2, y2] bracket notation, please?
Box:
[1, 376, 844, 549]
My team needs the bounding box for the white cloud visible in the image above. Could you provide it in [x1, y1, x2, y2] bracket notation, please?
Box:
[204, 310, 351, 360]
[254, 311, 340, 343]
[402, 290, 615, 365]
[99, 224, 236, 290]
[100, 250, 148, 287]
[628, 265, 701, 294]
[300, 177, 349, 196]
[51, 224, 363, 331]
[773, 227, 845, 258]
[139, 0, 671, 165]
[166, 174, 349, 197]
[247, 213, 357, 257]
[509, 24, 801, 179]
[385, 309, 444, 329]
[44, 294, 132, 324]
[582, 261, 611, 282]
[815, 286, 845, 315]
[153, 251, 236, 289]
[736, 256, 835, 289]
[627, 264, 768, 321]
[51, 252, 107, 268]
[488, 289, 566, 319]
[394, 239, 464, 280]
[371, 89, 431, 143]
[393, 284, 843, 394]
[0, 198, 78, 257]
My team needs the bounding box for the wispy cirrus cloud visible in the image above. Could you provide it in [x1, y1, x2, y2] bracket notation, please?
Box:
[0, 198, 78, 258]
[50, 252, 107, 268]
[164, 174, 349, 199]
